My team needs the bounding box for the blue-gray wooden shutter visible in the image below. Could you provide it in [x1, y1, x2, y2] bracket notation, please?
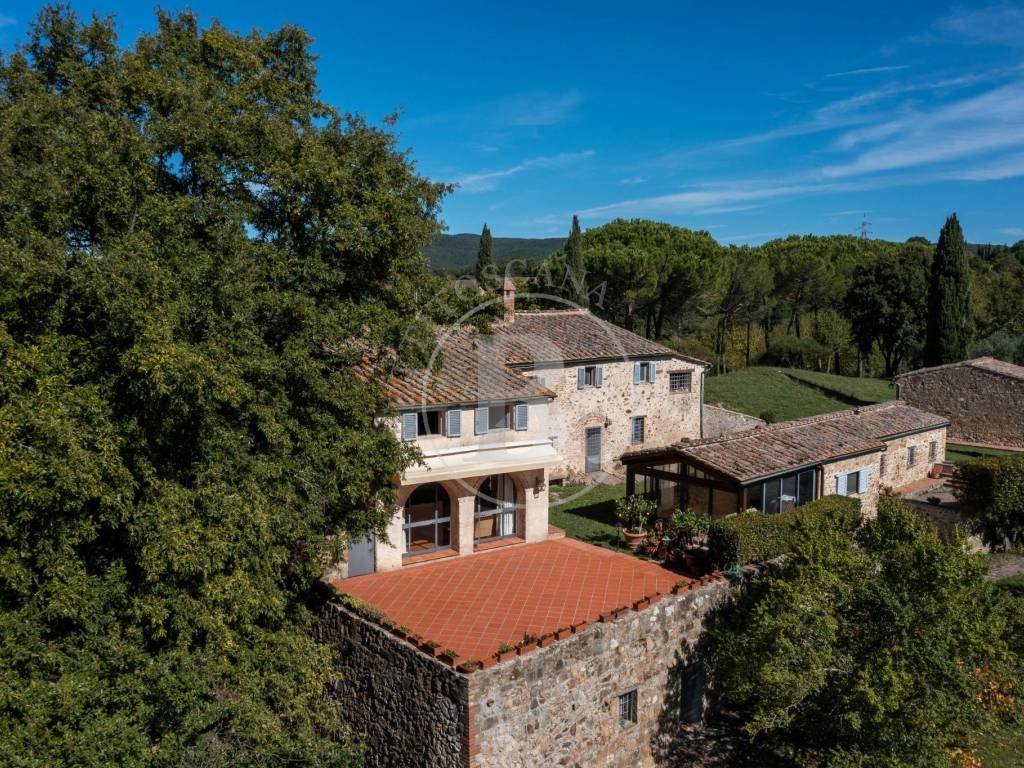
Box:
[514, 403, 528, 431]
[649, 361, 657, 382]
[858, 468, 870, 494]
[633, 362, 642, 384]
[474, 405, 488, 435]
[447, 408, 461, 438]
[401, 412, 418, 442]
[595, 366, 604, 388]
[577, 367, 585, 389]
[836, 473, 847, 495]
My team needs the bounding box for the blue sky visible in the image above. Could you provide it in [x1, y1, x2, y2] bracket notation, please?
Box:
[2, 2, 1024, 244]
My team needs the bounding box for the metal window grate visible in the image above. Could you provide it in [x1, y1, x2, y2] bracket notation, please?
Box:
[618, 690, 638, 725]
[669, 371, 691, 392]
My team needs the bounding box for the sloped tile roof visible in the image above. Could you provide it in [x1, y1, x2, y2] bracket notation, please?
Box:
[366, 309, 708, 408]
[362, 326, 555, 408]
[493, 310, 709, 366]
[896, 356, 1024, 383]
[622, 401, 949, 483]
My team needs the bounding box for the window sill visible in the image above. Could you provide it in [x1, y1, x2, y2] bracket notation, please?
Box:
[402, 549, 457, 566]
[474, 537, 525, 553]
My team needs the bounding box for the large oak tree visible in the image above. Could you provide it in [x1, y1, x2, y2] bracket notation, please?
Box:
[0, 7, 445, 766]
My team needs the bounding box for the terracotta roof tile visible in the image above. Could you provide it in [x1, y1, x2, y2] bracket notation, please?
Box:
[622, 401, 949, 483]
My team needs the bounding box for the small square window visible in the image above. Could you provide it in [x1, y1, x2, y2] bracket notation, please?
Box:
[631, 416, 646, 444]
[845, 470, 861, 496]
[618, 690, 638, 725]
[417, 411, 441, 436]
[488, 405, 510, 431]
[669, 371, 692, 392]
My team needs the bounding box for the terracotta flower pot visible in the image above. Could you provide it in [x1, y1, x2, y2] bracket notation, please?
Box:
[440, 652, 459, 666]
[478, 655, 497, 669]
[517, 642, 537, 656]
[420, 642, 442, 657]
[571, 620, 588, 634]
[622, 530, 647, 552]
[555, 628, 572, 640]
[496, 649, 517, 663]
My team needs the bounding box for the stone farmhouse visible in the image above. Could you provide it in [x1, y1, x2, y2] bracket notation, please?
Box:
[896, 357, 1024, 450]
[345, 282, 707, 576]
[622, 401, 949, 518]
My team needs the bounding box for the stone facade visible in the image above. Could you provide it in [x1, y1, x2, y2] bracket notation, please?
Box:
[315, 602, 469, 768]
[468, 582, 728, 768]
[534, 358, 705, 479]
[318, 581, 729, 768]
[898, 363, 1024, 449]
[820, 426, 946, 516]
[702, 404, 766, 439]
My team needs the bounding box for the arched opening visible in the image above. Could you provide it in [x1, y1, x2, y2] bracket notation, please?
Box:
[403, 483, 451, 556]
[475, 474, 518, 544]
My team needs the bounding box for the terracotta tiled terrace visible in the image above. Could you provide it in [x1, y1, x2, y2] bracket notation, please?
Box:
[333, 538, 692, 663]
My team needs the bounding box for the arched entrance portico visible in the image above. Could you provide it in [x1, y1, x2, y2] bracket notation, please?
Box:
[403, 482, 452, 557]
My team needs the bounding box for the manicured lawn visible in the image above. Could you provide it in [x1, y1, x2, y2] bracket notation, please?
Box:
[548, 482, 626, 550]
[704, 367, 892, 422]
[783, 368, 897, 404]
[946, 443, 1021, 464]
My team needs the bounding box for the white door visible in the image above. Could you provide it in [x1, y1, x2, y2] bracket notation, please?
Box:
[347, 535, 375, 577]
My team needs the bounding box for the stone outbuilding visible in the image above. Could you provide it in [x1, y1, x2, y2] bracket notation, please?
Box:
[622, 401, 949, 518]
[896, 357, 1024, 450]
[318, 537, 725, 768]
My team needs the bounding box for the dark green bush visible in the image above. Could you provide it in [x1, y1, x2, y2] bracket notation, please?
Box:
[953, 454, 1024, 549]
[708, 495, 861, 568]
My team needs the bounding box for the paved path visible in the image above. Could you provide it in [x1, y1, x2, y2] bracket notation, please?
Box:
[987, 553, 1024, 582]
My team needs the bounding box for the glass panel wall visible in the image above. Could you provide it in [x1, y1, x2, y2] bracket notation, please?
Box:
[403, 483, 451, 556]
[475, 474, 517, 543]
[746, 468, 818, 514]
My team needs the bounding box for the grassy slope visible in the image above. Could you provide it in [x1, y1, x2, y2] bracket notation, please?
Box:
[704, 367, 894, 422]
[946, 443, 1021, 464]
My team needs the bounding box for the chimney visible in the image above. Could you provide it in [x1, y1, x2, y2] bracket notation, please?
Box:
[502, 277, 516, 320]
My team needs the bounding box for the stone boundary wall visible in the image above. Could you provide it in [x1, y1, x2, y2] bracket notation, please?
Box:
[314, 602, 468, 768]
[702, 404, 766, 439]
[899, 366, 1024, 449]
[466, 581, 731, 768]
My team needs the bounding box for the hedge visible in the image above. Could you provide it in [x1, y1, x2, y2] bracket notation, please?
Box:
[708, 495, 861, 568]
[952, 454, 1024, 549]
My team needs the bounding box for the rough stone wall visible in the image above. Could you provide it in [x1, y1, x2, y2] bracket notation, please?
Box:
[467, 582, 730, 768]
[538, 358, 704, 478]
[878, 428, 946, 491]
[899, 367, 1024, 449]
[821, 452, 884, 517]
[315, 602, 469, 768]
[702, 404, 765, 438]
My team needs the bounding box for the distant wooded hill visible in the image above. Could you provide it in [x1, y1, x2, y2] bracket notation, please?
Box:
[422, 233, 564, 271]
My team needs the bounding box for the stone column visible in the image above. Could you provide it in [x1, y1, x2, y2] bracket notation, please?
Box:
[454, 482, 477, 554]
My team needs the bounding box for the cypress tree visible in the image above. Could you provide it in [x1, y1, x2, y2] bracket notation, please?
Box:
[924, 213, 974, 366]
[475, 223, 494, 289]
[564, 214, 588, 307]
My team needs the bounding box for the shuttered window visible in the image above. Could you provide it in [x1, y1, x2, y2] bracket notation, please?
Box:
[401, 412, 418, 442]
[474, 406, 488, 435]
[447, 409, 461, 438]
[514, 403, 529, 431]
[633, 362, 656, 384]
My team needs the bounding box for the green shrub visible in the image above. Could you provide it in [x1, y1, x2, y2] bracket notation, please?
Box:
[708, 495, 861, 568]
[615, 494, 656, 533]
[953, 455, 1024, 549]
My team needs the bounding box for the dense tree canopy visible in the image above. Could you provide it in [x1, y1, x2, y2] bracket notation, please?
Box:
[711, 496, 1021, 767]
[0, 7, 445, 765]
[474, 222, 493, 290]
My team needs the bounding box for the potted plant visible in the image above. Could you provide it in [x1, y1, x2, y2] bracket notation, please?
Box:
[615, 494, 657, 551]
[420, 639, 442, 657]
[440, 648, 460, 666]
[554, 626, 572, 640]
[517, 634, 538, 655]
[496, 643, 517, 663]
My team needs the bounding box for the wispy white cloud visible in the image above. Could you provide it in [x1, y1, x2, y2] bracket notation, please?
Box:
[1001, 227, 1024, 237]
[823, 79, 1024, 178]
[0, 14, 15, 27]
[456, 150, 595, 192]
[618, 176, 648, 185]
[935, 4, 1024, 47]
[498, 90, 584, 126]
[825, 65, 910, 78]
[941, 153, 1024, 181]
